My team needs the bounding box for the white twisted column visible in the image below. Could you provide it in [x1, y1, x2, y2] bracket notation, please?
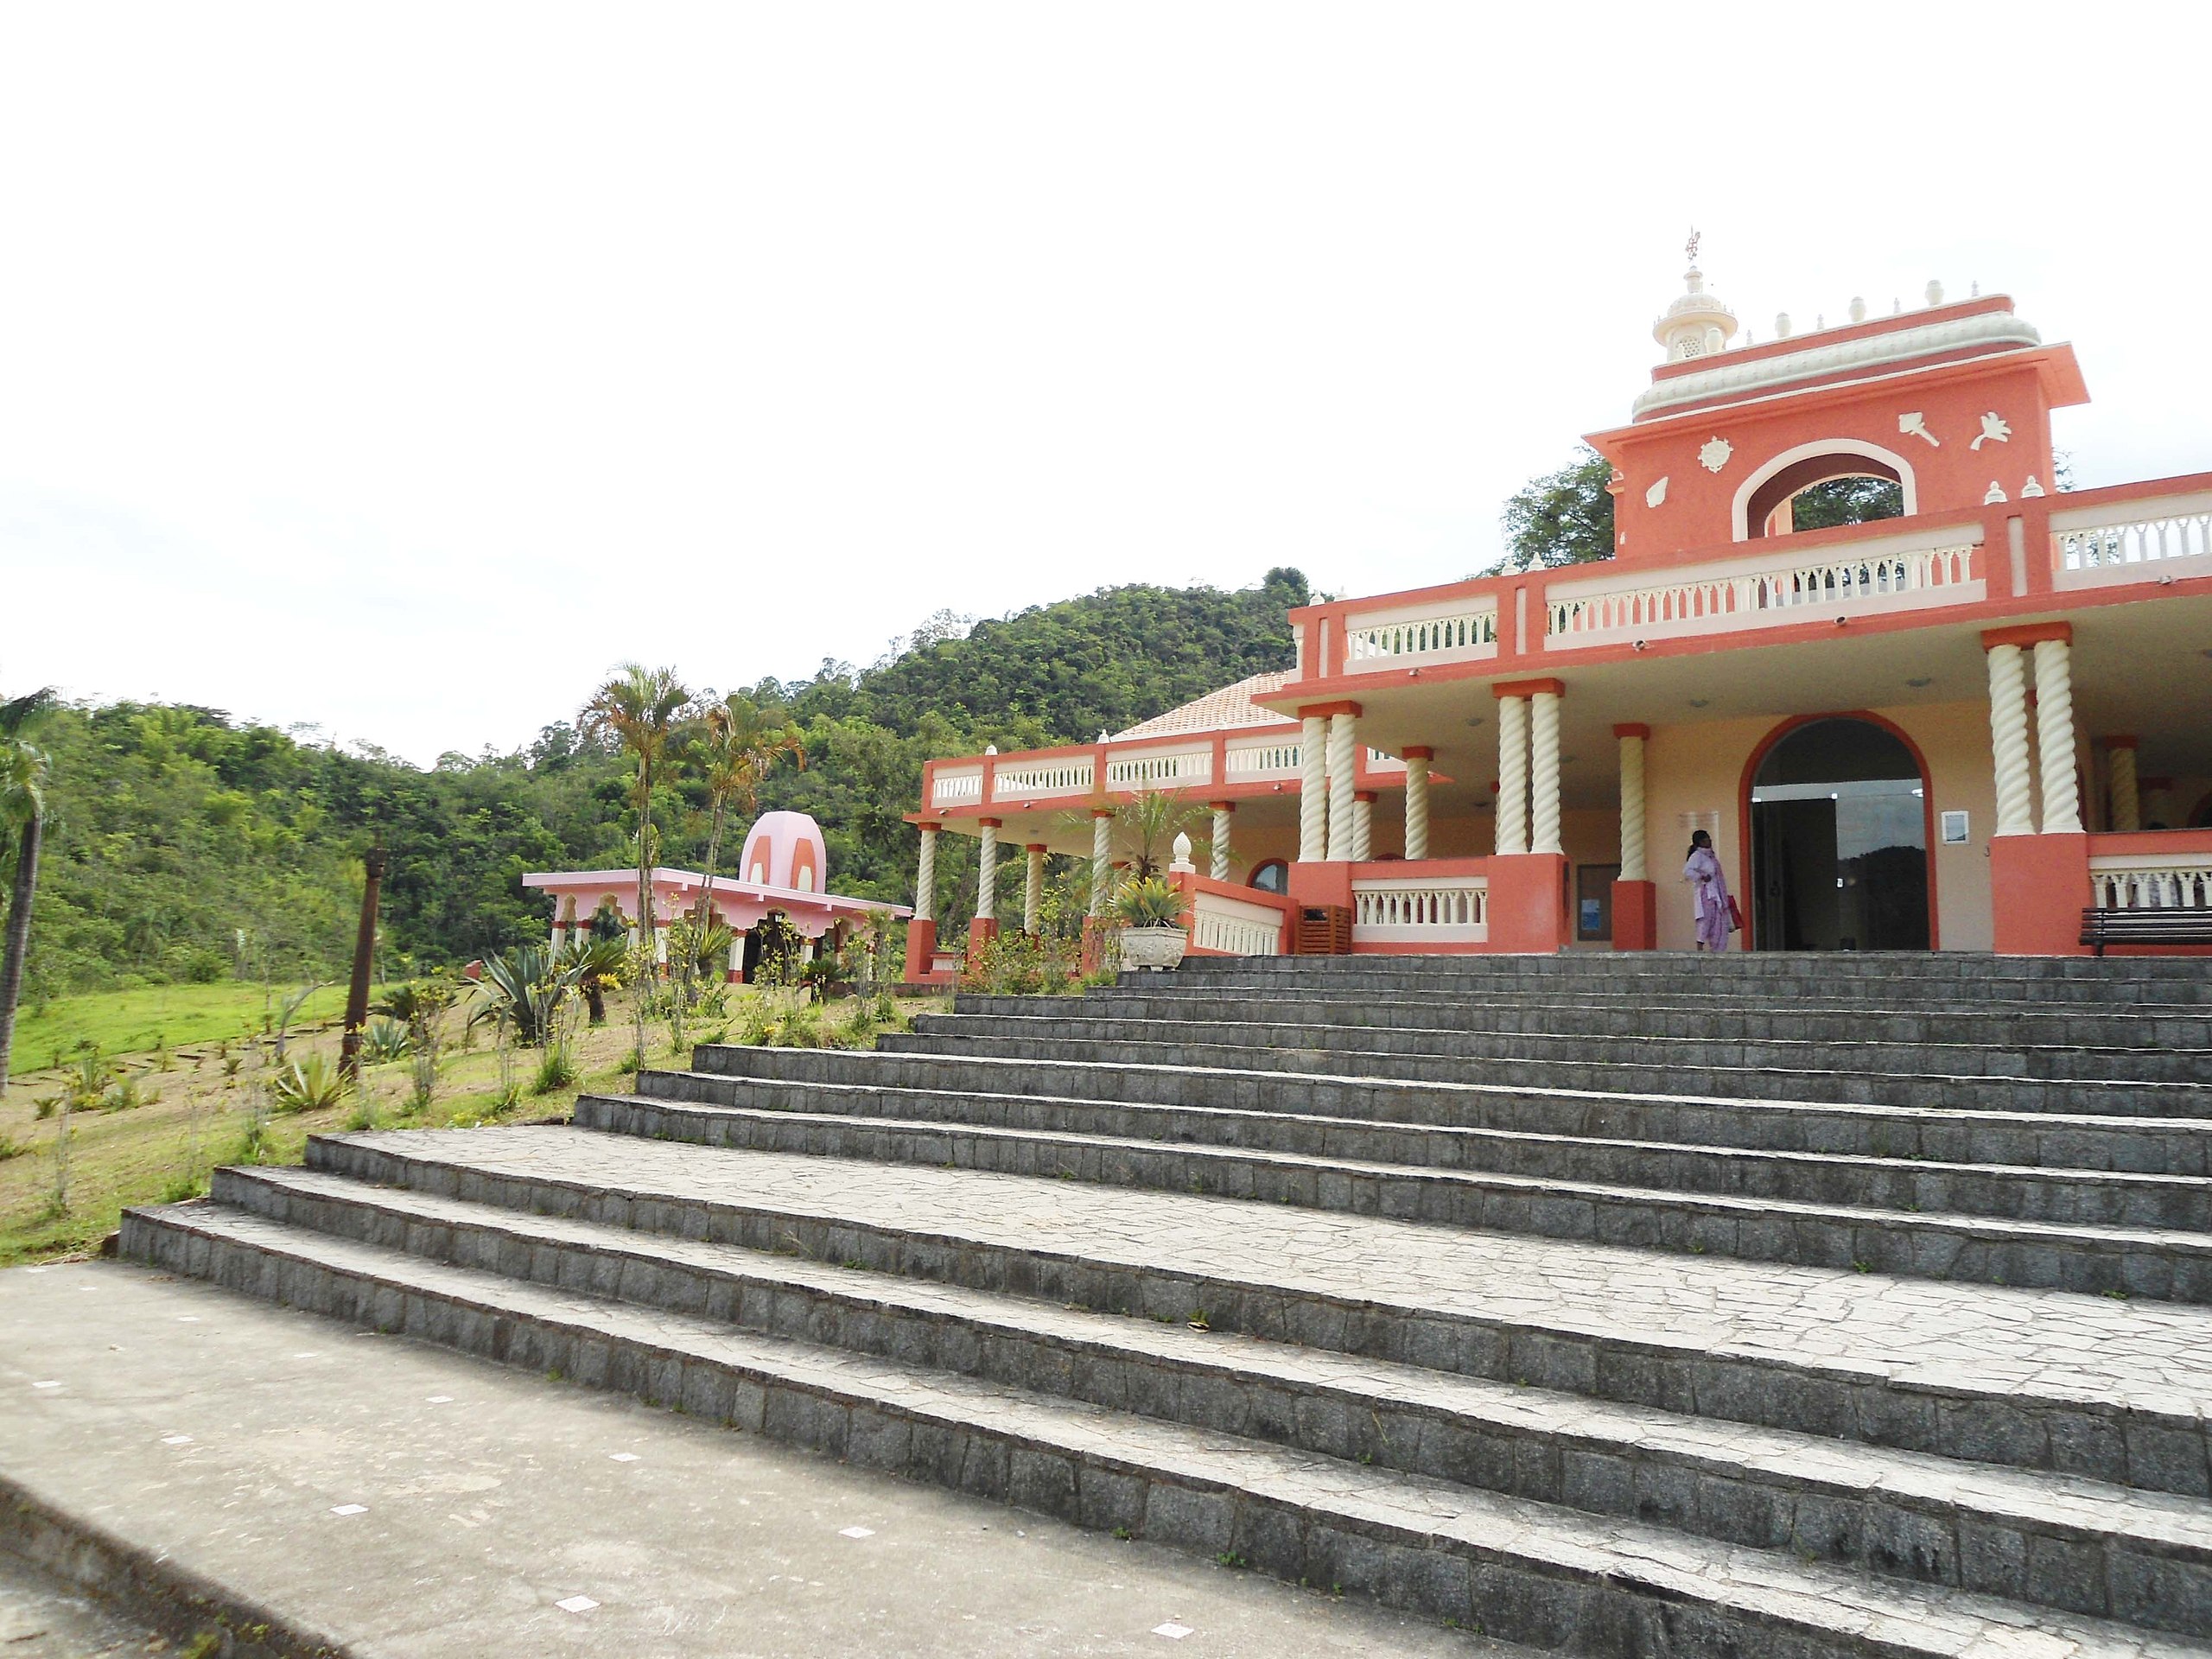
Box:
[1210, 804, 1233, 882]
[975, 820, 999, 922]
[1325, 710, 1358, 860]
[1402, 748, 1431, 861]
[1529, 689, 1563, 856]
[1351, 791, 1374, 861]
[1985, 643, 2033, 836]
[913, 825, 939, 920]
[1298, 716, 1328, 862]
[2033, 637, 2082, 834]
[1090, 811, 1114, 916]
[1617, 726, 1648, 881]
[2108, 740, 2140, 833]
[1496, 695, 1529, 856]
[1023, 844, 1045, 934]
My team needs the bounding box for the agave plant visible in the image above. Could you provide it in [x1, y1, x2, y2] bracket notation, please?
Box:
[472, 944, 568, 1046]
[359, 1017, 413, 1065]
[270, 1052, 346, 1114]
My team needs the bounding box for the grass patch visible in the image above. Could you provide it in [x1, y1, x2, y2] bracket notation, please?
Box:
[9, 982, 348, 1073]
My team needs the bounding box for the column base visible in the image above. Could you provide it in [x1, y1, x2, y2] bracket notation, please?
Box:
[964, 917, 1001, 974]
[1991, 834, 2092, 956]
[902, 918, 938, 984]
[1611, 879, 1657, 951]
[1487, 854, 1570, 954]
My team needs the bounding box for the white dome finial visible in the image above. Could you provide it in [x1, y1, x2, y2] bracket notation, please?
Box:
[1653, 232, 1738, 363]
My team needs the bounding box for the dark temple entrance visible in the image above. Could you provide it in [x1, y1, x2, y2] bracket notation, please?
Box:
[1749, 717, 1931, 951]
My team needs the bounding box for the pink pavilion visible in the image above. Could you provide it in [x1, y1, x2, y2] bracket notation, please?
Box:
[903, 258, 2212, 982]
[527, 810, 907, 982]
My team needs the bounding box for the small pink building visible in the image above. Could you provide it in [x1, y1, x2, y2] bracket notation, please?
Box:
[525, 810, 907, 982]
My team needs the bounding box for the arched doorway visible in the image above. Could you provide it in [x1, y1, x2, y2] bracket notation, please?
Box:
[1732, 441, 1918, 540]
[1746, 716, 1932, 950]
[742, 911, 803, 983]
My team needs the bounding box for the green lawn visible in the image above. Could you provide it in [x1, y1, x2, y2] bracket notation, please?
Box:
[7, 982, 351, 1076]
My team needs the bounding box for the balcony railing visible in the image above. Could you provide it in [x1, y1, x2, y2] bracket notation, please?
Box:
[1546, 525, 1981, 649]
[1104, 747, 1211, 789]
[1224, 736, 1300, 779]
[2088, 851, 2212, 910]
[1351, 870, 1489, 944]
[2053, 490, 2212, 591]
[931, 769, 982, 807]
[1341, 601, 1499, 672]
[992, 759, 1094, 798]
[1186, 886, 1289, 956]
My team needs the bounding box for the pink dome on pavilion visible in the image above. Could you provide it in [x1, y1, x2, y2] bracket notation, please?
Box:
[738, 810, 827, 893]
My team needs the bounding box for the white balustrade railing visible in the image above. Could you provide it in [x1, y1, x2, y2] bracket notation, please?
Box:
[1547, 531, 1980, 649]
[931, 769, 982, 806]
[1225, 738, 1300, 779]
[2088, 855, 2212, 910]
[1187, 888, 1287, 956]
[1106, 747, 1211, 789]
[2053, 492, 2212, 590]
[991, 760, 1093, 799]
[1351, 874, 1489, 944]
[1342, 603, 1498, 670]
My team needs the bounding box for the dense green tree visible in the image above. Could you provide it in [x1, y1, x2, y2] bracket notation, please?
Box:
[1497, 447, 1618, 572]
[1789, 475, 1905, 531]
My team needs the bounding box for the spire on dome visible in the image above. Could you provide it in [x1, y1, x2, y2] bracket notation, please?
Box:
[1653, 229, 1739, 363]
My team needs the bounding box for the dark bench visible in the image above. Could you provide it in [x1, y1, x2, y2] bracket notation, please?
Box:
[2080, 906, 2212, 956]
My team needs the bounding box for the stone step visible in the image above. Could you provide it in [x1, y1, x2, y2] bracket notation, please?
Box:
[691, 1040, 2212, 1174]
[632, 1065, 2212, 1229]
[1154, 962, 2212, 1008]
[880, 1026, 2212, 1119]
[1168, 952, 2212, 993]
[177, 1160, 2212, 1635]
[592, 1083, 2212, 1300]
[933, 1005, 2212, 1085]
[955, 992, 2212, 1058]
[115, 1194, 2208, 1658]
[225, 1128, 2212, 1500]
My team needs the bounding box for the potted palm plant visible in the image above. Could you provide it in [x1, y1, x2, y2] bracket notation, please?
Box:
[1113, 875, 1188, 970]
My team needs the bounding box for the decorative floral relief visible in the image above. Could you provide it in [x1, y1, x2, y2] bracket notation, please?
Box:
[1698, 437, 1732, 474]
[1972, 412, 2012, 450]
[1897, 411, 1941, 447]
[1644, 476, 1669, 508]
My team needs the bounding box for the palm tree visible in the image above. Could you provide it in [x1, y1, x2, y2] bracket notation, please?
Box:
[0, 687, 57, 1099]
[580, 664, 691, 1065]
[688, 695, 805, 941]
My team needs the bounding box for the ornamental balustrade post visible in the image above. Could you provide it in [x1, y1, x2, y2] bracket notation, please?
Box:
[1023, 844, 1046, 935]
[1298, 716, 1328, 862]
[2107, 737, 2140, 833]
[2032, 638, 2082, 834]
[1983, 641, 2034, 836]
[1402, 747, 1432, 861]
[975, 820, 1000, 922]
[1090, 810, 1115, 914]
[1616, 726, 1648, 881]
[1209, 803, 1233, 882]
[1325, 709, 1358, 861]
[1529, 689, 1564, 856]
[1495, 694, 1529, 857]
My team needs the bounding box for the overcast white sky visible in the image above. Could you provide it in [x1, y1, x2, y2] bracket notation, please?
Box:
[4, 3, 2208, 766]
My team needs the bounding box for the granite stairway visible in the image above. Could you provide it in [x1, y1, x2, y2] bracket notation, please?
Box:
[122, 952, 2212, 1656]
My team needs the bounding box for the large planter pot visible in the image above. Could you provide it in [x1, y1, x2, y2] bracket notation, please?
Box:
[1116, 925, 1188, 971]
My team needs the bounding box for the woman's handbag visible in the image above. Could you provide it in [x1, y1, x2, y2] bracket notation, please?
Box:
[1726, 895, 1745, 932]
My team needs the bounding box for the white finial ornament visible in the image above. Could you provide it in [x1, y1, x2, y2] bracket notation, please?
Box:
[1653, 236, 1738, 362]
[1775, 312, 1791, 339]
[1169, 832, 1194, 873]
[1984, 480, 2008, 505]
[1848, 296, 1866, 323]
[1924, 279, 1946, 307]
[2021, 475, 2045, 498]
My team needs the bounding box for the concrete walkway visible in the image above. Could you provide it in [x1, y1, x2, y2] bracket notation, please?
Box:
[0, 1260, 1516, 1658]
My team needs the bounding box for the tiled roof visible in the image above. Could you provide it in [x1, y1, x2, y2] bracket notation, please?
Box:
[1109, 671, 1299, 741]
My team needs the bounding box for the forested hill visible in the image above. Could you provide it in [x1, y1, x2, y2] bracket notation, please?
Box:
[6, 569, 1309, 1002]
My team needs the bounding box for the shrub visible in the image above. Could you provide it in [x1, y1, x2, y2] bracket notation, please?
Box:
[1113, 878, 1184, 930]
[270, 1053, 346, 1114]
[531, 1040, 578, 1096]
[0, 1133, 26, 1161]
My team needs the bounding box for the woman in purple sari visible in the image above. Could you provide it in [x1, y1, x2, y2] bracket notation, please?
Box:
[1683, 829, 1732, 952]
